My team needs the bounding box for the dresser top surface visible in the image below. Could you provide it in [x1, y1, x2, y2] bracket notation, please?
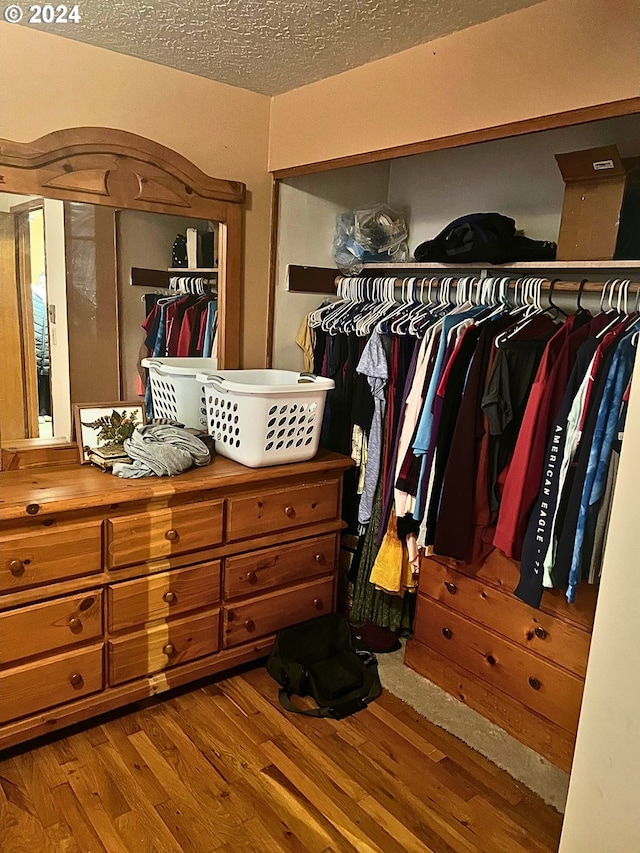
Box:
[0, 449, 352, 521]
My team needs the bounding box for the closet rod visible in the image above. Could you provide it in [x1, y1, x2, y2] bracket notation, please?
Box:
[334, 276, 640, 293]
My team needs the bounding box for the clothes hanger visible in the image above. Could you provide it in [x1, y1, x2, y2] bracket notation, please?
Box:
[545, 278, 568, 319]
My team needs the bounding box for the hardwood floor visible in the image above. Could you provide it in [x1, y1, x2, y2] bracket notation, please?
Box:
[0, 664, 563, 853]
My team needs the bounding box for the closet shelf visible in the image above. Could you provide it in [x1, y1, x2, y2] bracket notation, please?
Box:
[168, 267, 218, 273]
[360, 260, 640, 270]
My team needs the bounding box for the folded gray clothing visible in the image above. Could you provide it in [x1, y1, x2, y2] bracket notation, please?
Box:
[111, 424, 210, 478]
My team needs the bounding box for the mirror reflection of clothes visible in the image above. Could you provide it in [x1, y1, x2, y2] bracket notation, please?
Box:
[32, 290, 51, 417]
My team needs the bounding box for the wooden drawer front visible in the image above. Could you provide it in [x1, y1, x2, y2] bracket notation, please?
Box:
[0, 590, 103, 665]
[226, 480, 339, 542]
[414, 595, 584, 734]
[224, 534, 338, 600]
[108, 609, 220, 685]
[108, 561, 221, 633]
[419, 558, 591, 677]
[0, 643, 104, 724]
[430, 550, 598, 633]
[0, 520, 102, 592]
[107, 500, 224, 569]
[223, 576, 334, 648]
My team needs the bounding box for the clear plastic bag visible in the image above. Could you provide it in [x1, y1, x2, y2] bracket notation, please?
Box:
[333, 204, 410, 274]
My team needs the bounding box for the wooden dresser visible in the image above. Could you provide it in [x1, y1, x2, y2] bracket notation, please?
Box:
[405, 550, 597, 772]
[0, 449, 351, 751]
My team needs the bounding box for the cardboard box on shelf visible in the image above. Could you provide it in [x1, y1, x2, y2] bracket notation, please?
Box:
[555, 145, 640, 261]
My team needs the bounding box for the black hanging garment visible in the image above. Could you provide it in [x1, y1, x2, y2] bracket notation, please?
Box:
[266, 612, 382, 718]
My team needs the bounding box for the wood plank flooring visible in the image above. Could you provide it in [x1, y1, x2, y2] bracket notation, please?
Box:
[0, 664, 563, 853]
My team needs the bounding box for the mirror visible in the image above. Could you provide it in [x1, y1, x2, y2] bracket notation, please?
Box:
[0, 127, 245, 450]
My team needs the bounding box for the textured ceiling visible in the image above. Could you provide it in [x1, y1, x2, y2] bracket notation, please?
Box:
[23, 0, 544, 95]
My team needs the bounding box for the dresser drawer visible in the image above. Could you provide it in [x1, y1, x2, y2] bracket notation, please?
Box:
[0, 590, 102, 665]
[223, 575, 334, 648]
[224, 534, 338, 600]
[108, 561, 221, 632]
[0, 520, 102, 592]
[437, 550, 598, 632]
[0, 643, 104, 724]
[226, 480, 339, 543]
[106, 500, 224, 569]
[419, 558, 591, 677]
[108, 609, 220, 685]
[414, 595, 584, 733]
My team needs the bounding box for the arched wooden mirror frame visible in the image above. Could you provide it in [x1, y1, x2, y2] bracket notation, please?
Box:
[0, 127, 245, 462]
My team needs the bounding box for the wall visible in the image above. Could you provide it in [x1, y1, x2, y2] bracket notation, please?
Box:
[388, 114, 640, 254]
[273, 114, 640, 370]
[273, 162, 390, 370]
[0, 22, 272, 368]
[268, 0, 640, 172]
[558, 365, 640, 852]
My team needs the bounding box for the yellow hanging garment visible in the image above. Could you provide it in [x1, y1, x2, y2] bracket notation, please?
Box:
[370, 510, 414, 596]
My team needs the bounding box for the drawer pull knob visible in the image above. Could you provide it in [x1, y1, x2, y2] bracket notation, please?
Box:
[247, 571, 258, 584]
[284, 505, 296, 518]
[9, 559, 25, 576]
[534, 627, 547, 640]
[313, 598, 323, 609]
[245, 619, 255, 631]
[165, 529, 179, 541]
[68, 616, 82, 632]
[314, 553, 325, 564]
[528, 677, 541, 691]
[163, 591, 176, 604]
[444, 581, 457, 594]
[163, 643, 176, 656]
[486, 654, 496, 666]
[442, 627, 452, 640]
[69, 672, 84, 688]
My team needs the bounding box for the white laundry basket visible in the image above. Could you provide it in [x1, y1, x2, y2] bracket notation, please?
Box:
[195, 370, 335, 467]
[141, 358, 218, 429]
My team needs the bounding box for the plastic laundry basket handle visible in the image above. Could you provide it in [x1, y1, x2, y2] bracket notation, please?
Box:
[199, 374, 227, 391]
[298, 372, 318, 383]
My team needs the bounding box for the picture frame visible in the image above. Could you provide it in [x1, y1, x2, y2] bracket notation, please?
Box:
[73, 402, 146, 465]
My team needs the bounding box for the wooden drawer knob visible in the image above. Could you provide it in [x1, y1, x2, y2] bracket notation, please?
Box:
[247, 571, 258, 584]
[444, 581, 457, 594]
[534, 626, 547, 640]
[245, 619, 255, 631]
[9, 559, 25, 576]
[68, 616, 82, 632]
[528, 677, 541, 691]
[163, 591, 176, 604]
[284, 505, 296, 518]
[163, 643, 176, 656]
[314, 553, 325, 564]
[313, 598, 323, 609]
[164, 529, 179, 541]
[69, 672, 84, 688]
[442, 627, 452, 640]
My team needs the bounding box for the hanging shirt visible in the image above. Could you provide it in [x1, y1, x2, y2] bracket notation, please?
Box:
[566, 330, 638, 602]
[412, 306, 482, 521]
[433, 312, 513, 560]
[493, 311, 611, 560]
[357, 333, 388, 525]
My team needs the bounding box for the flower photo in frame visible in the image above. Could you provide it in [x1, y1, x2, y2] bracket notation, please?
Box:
[73, 402, 145, 465]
